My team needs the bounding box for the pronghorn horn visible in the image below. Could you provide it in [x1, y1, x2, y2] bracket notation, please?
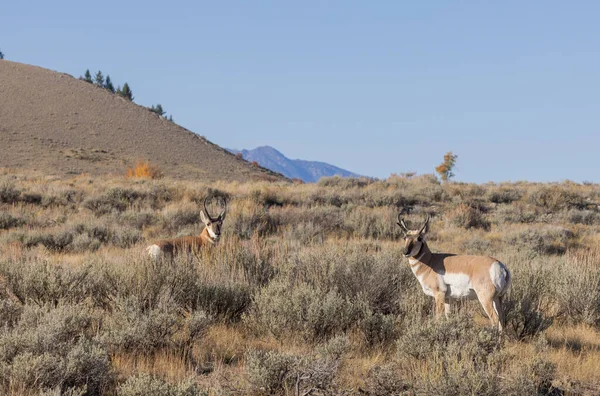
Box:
[397, 214, 409, 232]
[419, 214, 430, 234]
[218, 197, 227, 219]
[203, 196, 216, 222]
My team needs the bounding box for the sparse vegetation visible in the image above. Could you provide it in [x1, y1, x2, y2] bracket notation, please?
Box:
[0, 173, 599, 393]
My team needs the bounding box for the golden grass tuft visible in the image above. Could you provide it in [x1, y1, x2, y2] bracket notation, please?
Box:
[125, 160, 163, 179]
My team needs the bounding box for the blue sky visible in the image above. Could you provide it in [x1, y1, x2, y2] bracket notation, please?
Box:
[2, 1, 599, 182]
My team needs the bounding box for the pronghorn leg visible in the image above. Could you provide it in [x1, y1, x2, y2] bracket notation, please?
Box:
[493, 295, 505, 332]
[434, 293, 445, 319]
[444, 301, 451, 319]
[477, 292, 500, 329]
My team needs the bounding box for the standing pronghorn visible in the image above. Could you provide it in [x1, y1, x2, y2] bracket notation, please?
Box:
[147, 196, 227, 261]
[397, 214, 511, 331]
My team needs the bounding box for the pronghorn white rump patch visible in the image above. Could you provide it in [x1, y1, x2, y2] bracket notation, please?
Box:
[489, 261, 510, 294]
[146, 244, 161, 260]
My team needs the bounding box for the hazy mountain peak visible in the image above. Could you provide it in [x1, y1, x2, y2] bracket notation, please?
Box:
[228, 146, 361, 182]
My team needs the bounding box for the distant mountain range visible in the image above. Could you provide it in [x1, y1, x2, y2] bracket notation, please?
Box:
[228, 146, 361, 183]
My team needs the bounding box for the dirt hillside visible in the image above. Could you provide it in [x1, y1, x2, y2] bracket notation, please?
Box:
[0, 60, 284, 182]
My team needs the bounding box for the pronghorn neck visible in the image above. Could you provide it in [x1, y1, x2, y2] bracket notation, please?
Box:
[408, 243, 432, 267]
[200, 227, 217, 245]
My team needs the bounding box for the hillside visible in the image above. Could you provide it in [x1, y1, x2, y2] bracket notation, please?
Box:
[0, 60, 283, 182]
[229, 146, 360, 182]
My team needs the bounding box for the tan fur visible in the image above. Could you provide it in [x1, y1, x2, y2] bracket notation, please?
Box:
[399, 216, 511, 331]
[151, 227, 216, 261]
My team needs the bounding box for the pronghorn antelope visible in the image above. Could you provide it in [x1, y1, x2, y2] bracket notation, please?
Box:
[146, 197, 227, 261]
[397, 214, 511, 331]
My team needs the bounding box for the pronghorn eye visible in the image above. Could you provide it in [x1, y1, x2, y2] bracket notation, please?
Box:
[417, 236, 422, 242]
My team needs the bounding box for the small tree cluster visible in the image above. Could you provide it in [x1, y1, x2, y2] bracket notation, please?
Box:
[80, 69, 134, 101]
[435, 151, 458, 182]
[117, 82, 134, 101]
[0, 49, 4, 59]
[150, 104, 174, 121]
[150, 104, 165, 116]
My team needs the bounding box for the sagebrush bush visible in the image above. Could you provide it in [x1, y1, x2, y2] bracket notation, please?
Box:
[246, 279, 362, 341]
[0, 181, 20, 203]
[83, 187, 147, 216]
[367, 315, 507, 396]
[555, 250, 600, 327]
[504, 226, 575, 255]
[228, 198, 280, 239]
[446, 202, 491, 230]
[527, 185, 587, 212]
[160, 205, 200, 233]
[245, 337, 346, 395]
[103, 298, 181, 353]
[487, 185, 523, 204]
[117, 373, 203, 396]
[503, 265, 554, 340]
[0, 258, 110, 307]
[193, 282, 252, 322]
[0, 304, 113, 394]
[563, 208, 600, 225]
[494, 202, 539, 224]
[0, 212, 23, 230]
[396, 315, 503, 363]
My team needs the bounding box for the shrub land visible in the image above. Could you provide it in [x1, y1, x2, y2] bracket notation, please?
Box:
[0, 171, 600, 394]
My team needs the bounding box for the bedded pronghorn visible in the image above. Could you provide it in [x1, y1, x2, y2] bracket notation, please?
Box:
[146, 196, 227, 262]
[397, 214, 511, 331]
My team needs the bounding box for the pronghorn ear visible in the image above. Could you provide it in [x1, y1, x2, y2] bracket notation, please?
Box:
[200, 210, 210, 224]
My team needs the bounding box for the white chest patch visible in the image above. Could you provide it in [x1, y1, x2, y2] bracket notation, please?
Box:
[442, 272, 476, 299]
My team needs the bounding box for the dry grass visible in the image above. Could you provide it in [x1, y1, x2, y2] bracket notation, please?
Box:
[0, 172, 600, 394]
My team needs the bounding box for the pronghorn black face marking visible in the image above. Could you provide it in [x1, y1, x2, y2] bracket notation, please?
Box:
[200, 196, 227, 242]
[398, 214, 429, 257]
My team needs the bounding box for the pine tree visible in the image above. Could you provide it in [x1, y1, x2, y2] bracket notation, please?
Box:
[0, 50, 4, 60]
[118, 82, 134, 101]
[83, 69, 93, 83]
[435, 151, 458, 182]
[150, 104, 165, 116]
[115, 85, 122, 95]
[94, 71, 104, 87]
[168, 115, 174, 122]
[104, 75, 115, 93]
